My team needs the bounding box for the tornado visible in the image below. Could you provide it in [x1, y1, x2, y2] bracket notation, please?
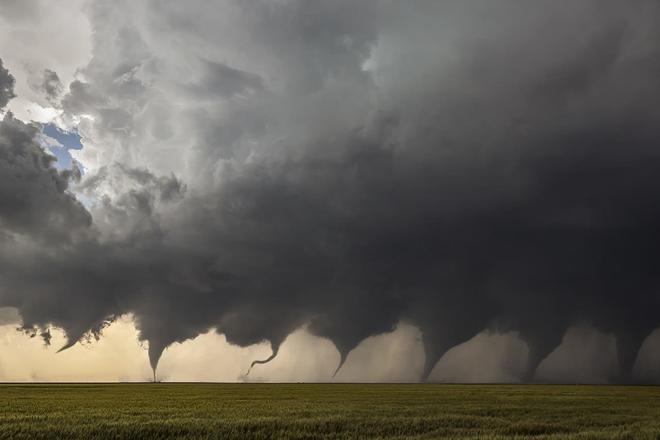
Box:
[246, 344, 280, 376]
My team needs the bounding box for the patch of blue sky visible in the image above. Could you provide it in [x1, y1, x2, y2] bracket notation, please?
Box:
[41, 123, 83, 170]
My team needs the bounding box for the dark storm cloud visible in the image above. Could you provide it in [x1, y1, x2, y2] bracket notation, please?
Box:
[0, 58, 15, 109]
[3, 0, 660, 382]
[0, 68, 89, 243]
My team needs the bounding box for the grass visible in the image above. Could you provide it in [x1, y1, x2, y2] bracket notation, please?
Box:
[0, 384, 659, 439]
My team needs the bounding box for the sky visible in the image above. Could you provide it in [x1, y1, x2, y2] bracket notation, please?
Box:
[2, 0, 660, 383]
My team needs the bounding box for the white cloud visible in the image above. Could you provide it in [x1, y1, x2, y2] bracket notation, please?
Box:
[0, 0, 91, 121]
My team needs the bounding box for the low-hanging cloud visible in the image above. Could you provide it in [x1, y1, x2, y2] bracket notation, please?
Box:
[2, 0, 660, 382]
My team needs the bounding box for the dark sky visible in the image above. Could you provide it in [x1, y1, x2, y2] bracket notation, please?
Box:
[1, 0, 660, 382]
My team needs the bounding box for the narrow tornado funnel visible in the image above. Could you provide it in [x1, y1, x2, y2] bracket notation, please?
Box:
[519, 329, 565, 383]
[148, 339, 167, 383]
[246, 343, 280, 376]
[614, 327, 654, 383]
[332, 350, 349, 379]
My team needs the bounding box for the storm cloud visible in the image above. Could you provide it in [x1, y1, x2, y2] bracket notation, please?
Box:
[0, 58, 14, 109]
[2, 0, 660, 382]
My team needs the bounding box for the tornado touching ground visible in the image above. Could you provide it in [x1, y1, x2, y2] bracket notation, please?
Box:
[2, 1, 660, 383]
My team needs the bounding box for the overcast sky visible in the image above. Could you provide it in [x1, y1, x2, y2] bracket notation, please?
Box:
[2, 0, 660, 383]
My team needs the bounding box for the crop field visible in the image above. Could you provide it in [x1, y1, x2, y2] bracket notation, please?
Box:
[1, 383, 660, 439]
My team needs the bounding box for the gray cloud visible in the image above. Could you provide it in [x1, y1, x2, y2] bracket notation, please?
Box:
[0, 58, 15, 109]
[2, 1, 660, 383]
[0, 113, 90, 243]
[39, 69, 63, 103]
[0, 0, 41, 22]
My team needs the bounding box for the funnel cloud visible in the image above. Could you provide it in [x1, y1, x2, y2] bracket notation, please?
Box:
[1, 1, 660, 382]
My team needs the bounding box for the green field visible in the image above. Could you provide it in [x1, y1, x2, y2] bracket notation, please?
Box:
[1, 384, 659, 439]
